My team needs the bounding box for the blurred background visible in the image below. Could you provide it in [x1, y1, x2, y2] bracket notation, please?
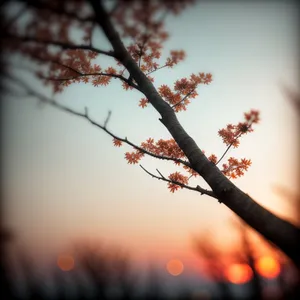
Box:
[1, 1, 299, 299]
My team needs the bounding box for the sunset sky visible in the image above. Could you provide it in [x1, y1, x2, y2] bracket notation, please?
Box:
[2, 1, 299, 276]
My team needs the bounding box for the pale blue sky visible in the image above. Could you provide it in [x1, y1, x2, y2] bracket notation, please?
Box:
[3, 1, 299, 271]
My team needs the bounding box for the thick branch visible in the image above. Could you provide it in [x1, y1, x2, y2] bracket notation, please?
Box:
[89, 0, 300, 268]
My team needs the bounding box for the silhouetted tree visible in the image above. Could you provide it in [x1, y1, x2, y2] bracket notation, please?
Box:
[1, 0, 300, 269]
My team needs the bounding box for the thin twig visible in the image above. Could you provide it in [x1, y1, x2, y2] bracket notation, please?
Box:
[34, 68, 141, 91]
[156, 168, 165, 179]
[171, 88, 196, 109]
[5, 33, 115, 57]
[88, 21, 96, 48]
[140, 165, 216, 198]
[216, 143, 234, 166]
[104, 111, 112, 128]
[8, 61, 141, 92]
[146, 64, 169, 75]
[216, 128, 250, 166]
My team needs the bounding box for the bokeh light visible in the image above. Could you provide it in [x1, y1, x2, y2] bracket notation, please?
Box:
[166, 259, 184, 276]
[224, 263, 253, 284]
[57, 254, 75, 271]
[255, 256, 280, 279]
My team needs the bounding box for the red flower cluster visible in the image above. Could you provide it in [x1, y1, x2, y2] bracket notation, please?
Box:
[113, 1, 193, 76]
[222, 158, 252, 179]
[125, 151, 145, 164]
[121, 138, 186, 165]
[113, 138, 123, 147]
[155, 73, 212, 112]
[139, 98, 149, 108]
[208, 154, 218, 164]
[168, 172, 189, 193]
[218, 110, 260, 148]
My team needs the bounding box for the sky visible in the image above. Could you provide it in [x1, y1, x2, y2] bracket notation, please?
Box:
[2, 1, 299, 276]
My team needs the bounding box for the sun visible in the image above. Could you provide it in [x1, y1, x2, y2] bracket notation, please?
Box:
[255, 256, 280, 279]
[224, 263, 253, 284]
[57, 254, 75, 271]
[166, 259, 184, 276]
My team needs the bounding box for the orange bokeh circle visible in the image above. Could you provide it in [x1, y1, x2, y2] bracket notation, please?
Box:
[57, 254, 75, 271]
[166, 259, 184, 276]
[255, 256, 280, 279]
[225, 263, 253, 284]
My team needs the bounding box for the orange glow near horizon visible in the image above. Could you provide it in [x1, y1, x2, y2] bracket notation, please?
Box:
[57, 254, 75, 271]
[255, 256, 280, 279]
[225, 263, 253, 284]
[166, 259, 184, 276]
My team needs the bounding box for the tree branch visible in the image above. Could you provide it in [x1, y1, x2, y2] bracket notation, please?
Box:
[40, 72, 141, 91]
[146, 64, 169, 75]
[139, 165, 217, 198]
[6, 75, 191, 168]
[11, 60, 141, 91]
[88, 0, 300, 267]
[216, 124, 252, 166]
[171, 88, 196, 109]
[5, 33, 115, 57]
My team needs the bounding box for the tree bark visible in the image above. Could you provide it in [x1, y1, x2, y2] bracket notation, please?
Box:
[88, 0, 300, 268]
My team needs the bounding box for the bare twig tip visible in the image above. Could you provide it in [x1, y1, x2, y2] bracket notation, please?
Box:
[104, 110, 112, 128]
